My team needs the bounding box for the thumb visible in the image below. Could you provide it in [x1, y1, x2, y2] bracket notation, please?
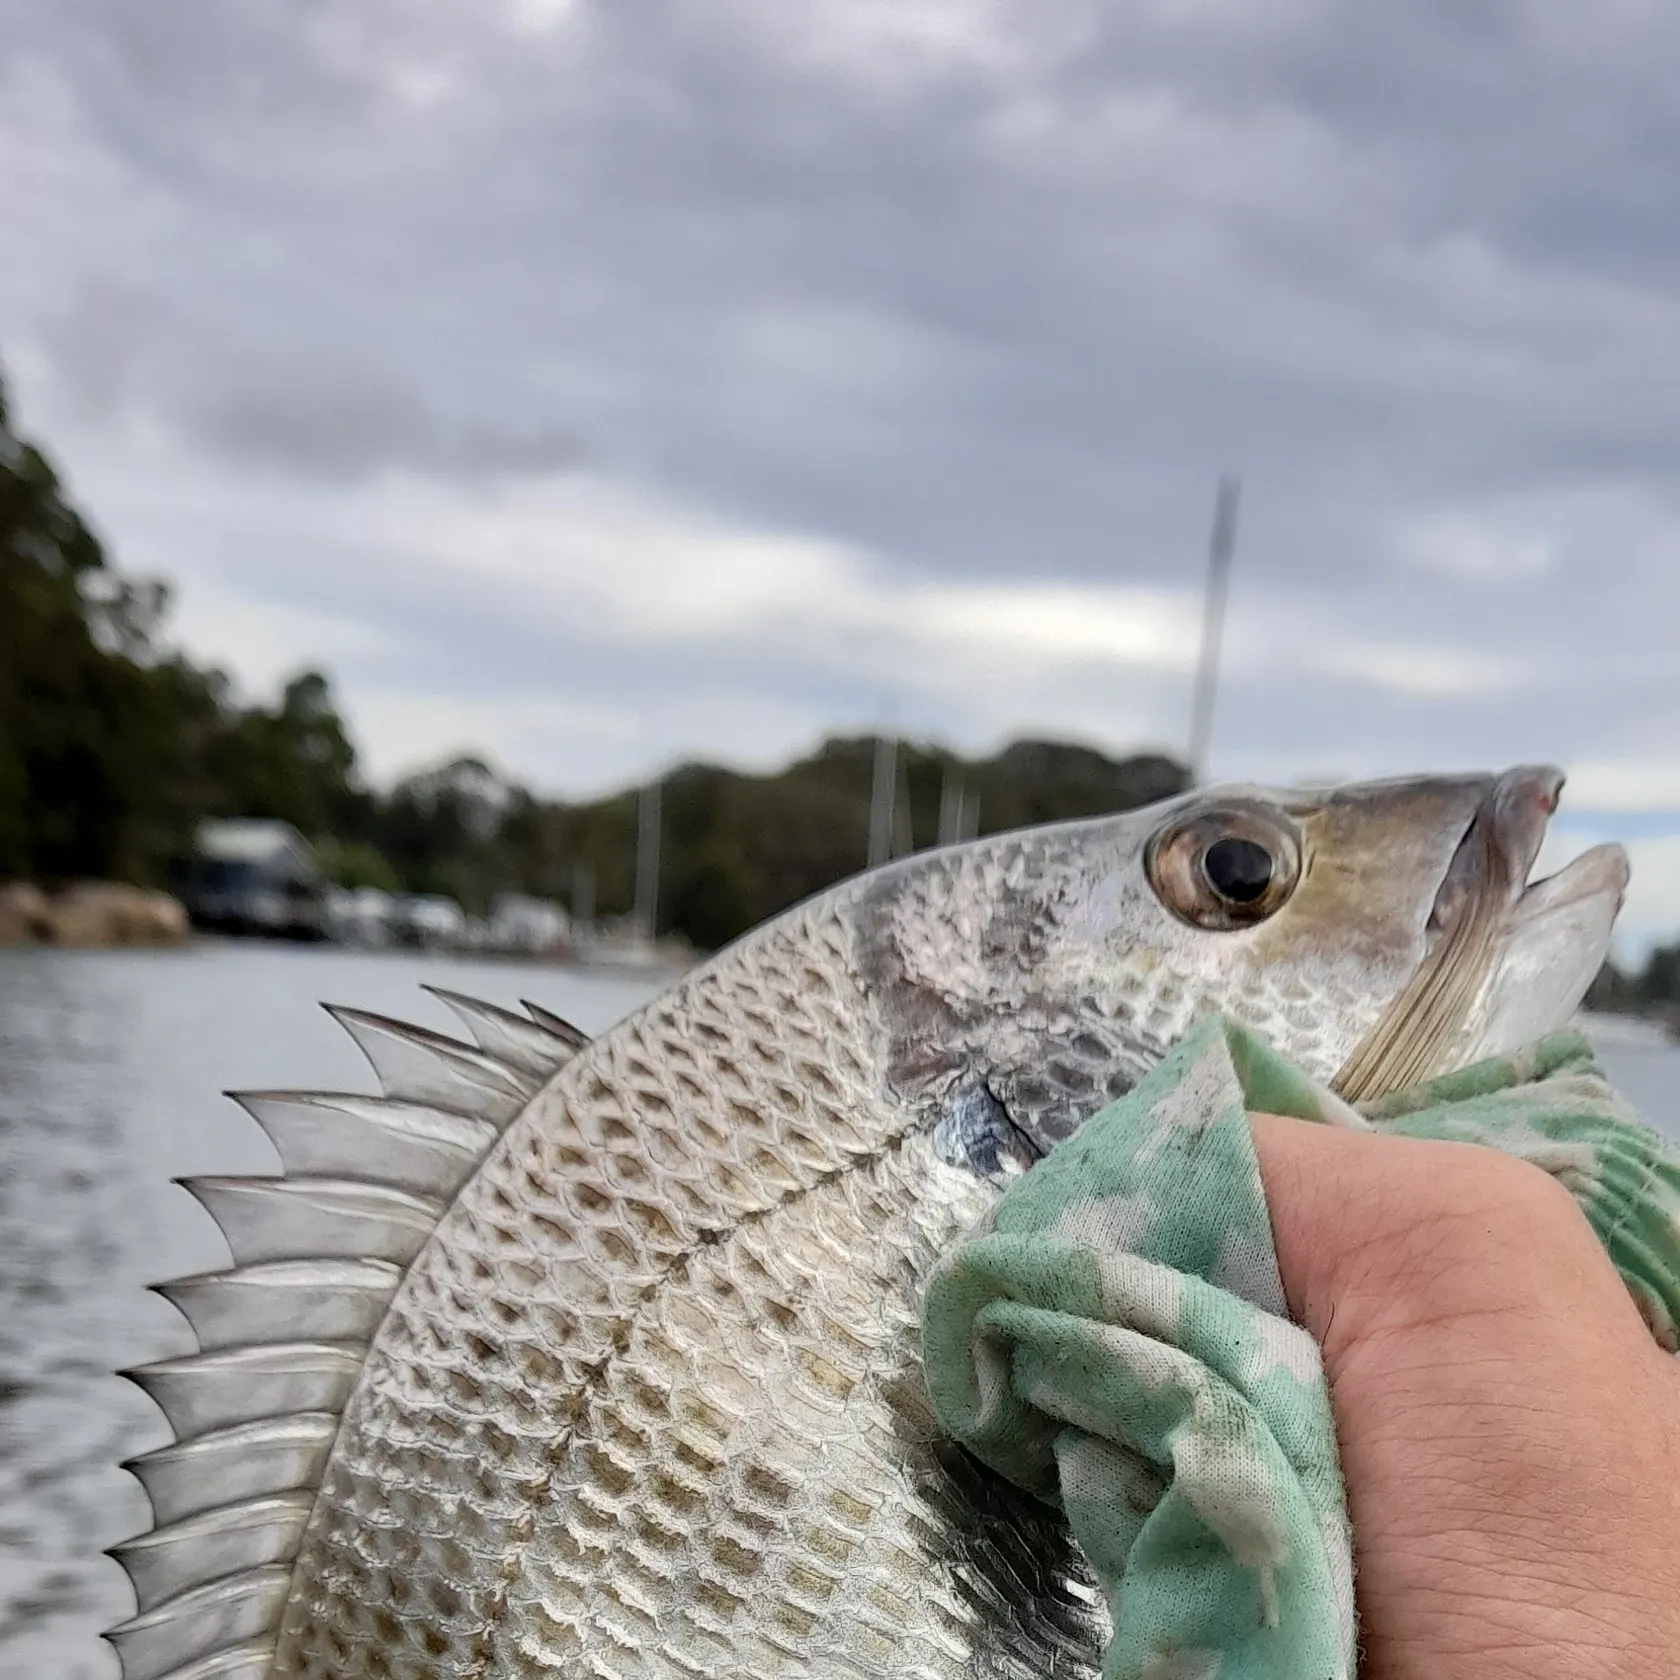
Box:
[1247, 1111, 1648, 1368]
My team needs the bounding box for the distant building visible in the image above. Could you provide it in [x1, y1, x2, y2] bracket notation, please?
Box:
[185, 820, 326, 940]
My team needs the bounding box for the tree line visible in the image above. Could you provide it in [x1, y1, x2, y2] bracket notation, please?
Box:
[1586, 950, 1680, 1020]
[11, 368, 1678, 992]
[0, 372, 1189, 951]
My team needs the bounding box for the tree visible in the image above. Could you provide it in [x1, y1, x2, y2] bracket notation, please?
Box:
[0, 375, 157, 880]
[0, 367, 375, 886]
[208, 670, 363, 839]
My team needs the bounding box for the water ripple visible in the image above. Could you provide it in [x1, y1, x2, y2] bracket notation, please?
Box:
[0, 943, 660, 1679]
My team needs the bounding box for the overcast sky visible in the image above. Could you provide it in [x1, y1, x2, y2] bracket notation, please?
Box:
[3, 0, 1679, 950]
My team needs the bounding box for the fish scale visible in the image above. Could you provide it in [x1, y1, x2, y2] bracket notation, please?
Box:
[273, 896, 1077, 1678]
[108, 773, 1628, 1680]
[498, 1137, 1106, 1678]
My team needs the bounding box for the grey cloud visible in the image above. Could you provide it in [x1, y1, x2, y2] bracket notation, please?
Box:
[3, 0, 1680, 854]
[41, 279, 581, 480]
[23, 2, 1680, 525]
[182, 356, 581, 484]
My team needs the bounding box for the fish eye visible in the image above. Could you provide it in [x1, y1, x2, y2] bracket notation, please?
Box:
[1202, 836, 1272, 903]
[1146, 806, 1302, 930]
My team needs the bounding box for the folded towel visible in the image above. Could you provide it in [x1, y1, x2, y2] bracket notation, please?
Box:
[920, 1017, 1680, 1680]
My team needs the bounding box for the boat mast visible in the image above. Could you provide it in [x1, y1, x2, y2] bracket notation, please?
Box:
[1187, 475, 1241, 786]
[938, 763, 963, 847]
[868, 733, 897, 868]
[634, 778, 661, 940]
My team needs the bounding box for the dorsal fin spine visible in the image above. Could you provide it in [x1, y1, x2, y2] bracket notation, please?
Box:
[120, 1347, 361, 1443]
[108, 1492, 315, 1614]
[521, 998, 592, 1049]
[227, 1089, 501, 1199]
[177, 1176, 443, 1267]
[106, 992, 588, 1680]
[323, 1003, 535, 1116]
[123, 1413, 339, 1525]
[424, 985, 589, 1079]
[105, 1566, 291, 1680]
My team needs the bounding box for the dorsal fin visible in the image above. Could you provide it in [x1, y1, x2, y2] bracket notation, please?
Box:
[424, 984, 590, 1078]
[321, 1004, 538, 1116]
[107, 991, 591, 1680]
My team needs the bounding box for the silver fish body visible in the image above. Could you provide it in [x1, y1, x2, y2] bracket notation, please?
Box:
[109, 769, 1627, 1680]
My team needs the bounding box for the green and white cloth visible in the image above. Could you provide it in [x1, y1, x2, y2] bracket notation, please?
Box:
[920, 1017, 1680, 1680]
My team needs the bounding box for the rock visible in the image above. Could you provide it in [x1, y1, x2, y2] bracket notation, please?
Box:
[0, 882, 54, 944]
[46, 883, 191, 947]
[0, 882, 192, 947]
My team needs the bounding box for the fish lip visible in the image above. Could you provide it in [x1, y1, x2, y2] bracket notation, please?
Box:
[1460, 829, 1629, 1066]
[1336, 766, 1625, 1099]
[1511, 840, 1631, 925]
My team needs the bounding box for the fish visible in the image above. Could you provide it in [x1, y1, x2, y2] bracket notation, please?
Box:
[106, 765, 1627, 1680]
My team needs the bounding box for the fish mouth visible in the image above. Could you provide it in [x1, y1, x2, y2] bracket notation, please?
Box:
[1335, 766, 1629, 1101]
[1508, 839, 1631, 928]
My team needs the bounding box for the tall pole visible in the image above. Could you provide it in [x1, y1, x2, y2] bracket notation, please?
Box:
[571, 861, 595, 935]
[1188, 476, 1241, 786]
[634, 778, 661, 941]
[868, 734, 897, 869]
[893, 749, 913, 858]
[938, 764, 964, 847]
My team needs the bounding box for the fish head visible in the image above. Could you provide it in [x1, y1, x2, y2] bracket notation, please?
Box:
[863, 765, 1627, 1157]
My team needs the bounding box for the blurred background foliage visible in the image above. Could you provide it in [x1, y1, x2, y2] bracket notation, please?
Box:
[1, 373, 1192, 950]
[8, 368, 1678, 987]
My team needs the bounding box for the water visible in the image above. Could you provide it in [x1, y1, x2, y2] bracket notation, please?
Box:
[1, 947, 1677, 1680]
[0, 943, 666, 1680]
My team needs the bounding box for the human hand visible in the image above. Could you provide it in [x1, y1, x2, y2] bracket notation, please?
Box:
[1250, 1114, 1680, 1680]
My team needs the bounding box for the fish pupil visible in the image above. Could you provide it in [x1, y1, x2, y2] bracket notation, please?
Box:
[1202, 836, 1273, 903]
